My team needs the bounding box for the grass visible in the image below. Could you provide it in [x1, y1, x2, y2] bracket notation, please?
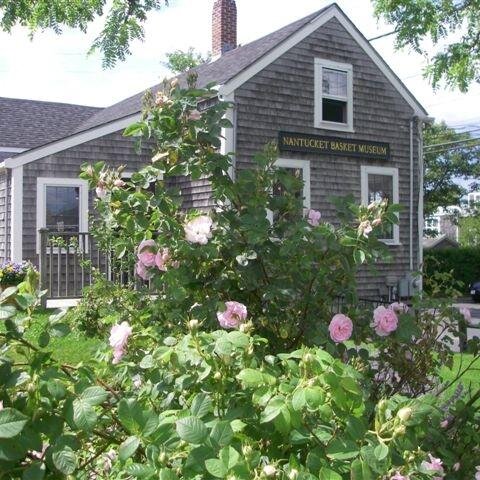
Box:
[2, 309, 101, 365]
[4, 310, 480, 398]
[439, 353, 480, 393]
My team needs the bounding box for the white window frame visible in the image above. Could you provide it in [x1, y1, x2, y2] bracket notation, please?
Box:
[314, 58, 354, 132]
[360, 166, 400, 245]
[36, 177, 89, 254]
[267, 158, 311, 223]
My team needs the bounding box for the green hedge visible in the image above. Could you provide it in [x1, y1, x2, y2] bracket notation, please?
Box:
[424, 247, 480, 293]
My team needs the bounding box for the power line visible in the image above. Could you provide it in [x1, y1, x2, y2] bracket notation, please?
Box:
[368, 30, 397, 41]
[425, 141, 480, 156]
[424, 136, 480, 150]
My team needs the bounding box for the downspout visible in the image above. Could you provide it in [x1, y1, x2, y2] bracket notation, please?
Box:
[417, 120, 424, 290]
[409, 116, 415, 272]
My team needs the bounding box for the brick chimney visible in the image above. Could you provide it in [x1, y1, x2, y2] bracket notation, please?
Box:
[212, 0, 237, 58]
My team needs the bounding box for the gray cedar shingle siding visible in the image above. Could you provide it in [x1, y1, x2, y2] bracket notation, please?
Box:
[21, 131, 153, 263]
[233, 17, 420, 298]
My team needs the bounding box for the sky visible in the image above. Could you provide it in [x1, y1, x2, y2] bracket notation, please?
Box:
[1, 0, 479, 131]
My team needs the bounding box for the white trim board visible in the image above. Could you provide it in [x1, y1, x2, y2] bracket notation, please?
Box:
[0, 147, 27, 153]
[36, 177, 89, 254]
[4, 113, 141, 168]
[11, 166, 23, 262]
[219, 4, 428, 120]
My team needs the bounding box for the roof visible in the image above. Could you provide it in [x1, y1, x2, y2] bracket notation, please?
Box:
[75, 7, 326, 132]
[4, 3, 429, 169]
[423, 235, 460, 250]
[0, 97, 101, 149]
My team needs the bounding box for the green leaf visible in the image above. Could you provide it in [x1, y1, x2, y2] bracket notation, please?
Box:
[350, 458, 374, 479]
[305, 387, 325, 409]
[353, 249, 366, 265]
[118, 399, 144, 434]
[318, 468, 342, 480]
[52, 446, 77, 475]
[0, 305, 17, 320]
[326, 438, 359, 460]
[205, 458, 228, 478]
[80, 386, 108, 406]
[210, 421, 234, 448]
[126, 463, 156, 478]
[0, 408, 28, 438]
[237, 369, 264, 387]
[220, 446, 239, 470]
[119, 436, 140, 461]
[38, 331, 50, 348]
[158, 468, 178, 480]
[190, 393, 213, 418]
[50, 323, 70, 337]
[292, 389, 306, 411]
[139, 354, 154, 369]
[72, 399, 97, 431]
[176, 416, 208, 444]
[22, 462, 46, 480]
[373, 442, 388, 461]
[261, 397, 284, 423]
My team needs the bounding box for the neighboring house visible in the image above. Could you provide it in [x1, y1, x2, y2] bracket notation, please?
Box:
[423, 235, 460, 250]
[0, 0, 429, 299]
[424, 206, 459, 242]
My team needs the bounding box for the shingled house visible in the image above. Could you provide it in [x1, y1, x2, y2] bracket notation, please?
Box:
[0, 1, 429, 299]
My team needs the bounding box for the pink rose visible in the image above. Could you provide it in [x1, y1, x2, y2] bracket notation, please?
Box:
[307, 209, 321, 226]
[109, 321, 132, 364]
[390, 302, 409, 315]
[372, 306, 398, 337]
[188, 109, 202, 121]
[114, 178, 125, 188]
[421, 454, 444, 476]
[184, 215, 213, 245]
[137, 240, 157, 267]
[390, 473, 409, 480]
[135, 261, 153, 281]
[458, 306, 471, 323]
[440, 419, 449, 428]
[96, 184, 107, 199]
[217, 301, 247, 329]
[155, 248, 170, 272]
[328, 314, 353, 343]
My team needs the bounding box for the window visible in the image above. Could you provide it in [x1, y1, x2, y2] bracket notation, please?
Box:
[315, 59, 353, 132]
[268, 159, 311, 223]
[361, 166, 399, 245]
[36, 178, 88, 253]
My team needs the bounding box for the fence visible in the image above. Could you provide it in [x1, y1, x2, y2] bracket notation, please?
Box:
[38, 229, 136, 301]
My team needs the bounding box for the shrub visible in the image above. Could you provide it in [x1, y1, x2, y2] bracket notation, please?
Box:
[1, 285, 479, 479]
[424, 247, 480, 294]
[0, 261, 36, 287]
[66, 273, 151, 337]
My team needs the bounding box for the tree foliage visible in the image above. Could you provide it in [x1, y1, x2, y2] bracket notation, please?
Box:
[0, 0, 169, 68]
[163, 47, 210, 74]
[372, 0, 480, 92]
[459, 214, 480, 247]
[423, 122, 480, 216]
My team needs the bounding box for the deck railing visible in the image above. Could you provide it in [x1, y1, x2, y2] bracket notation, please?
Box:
[38, 229, 136, 302]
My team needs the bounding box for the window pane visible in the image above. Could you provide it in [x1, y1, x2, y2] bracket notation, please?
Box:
[368, 174, 393, 239]
[322, 68, 347, 97]
[46, 186, 80, 232]
[322, 98, 347, 123]
[272, 167, 303, 223]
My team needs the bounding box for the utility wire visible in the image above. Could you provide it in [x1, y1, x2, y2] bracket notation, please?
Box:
[425, 141, 480, 156]
[424, 136, 480, 150]
[368, 30, 397, 41]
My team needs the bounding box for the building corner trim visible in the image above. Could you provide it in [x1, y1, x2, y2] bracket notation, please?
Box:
[11, 166, 23, 262]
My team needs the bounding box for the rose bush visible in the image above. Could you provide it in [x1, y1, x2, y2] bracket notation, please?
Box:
[2, 81, 478, 478]
[1, 282, 479, 479]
